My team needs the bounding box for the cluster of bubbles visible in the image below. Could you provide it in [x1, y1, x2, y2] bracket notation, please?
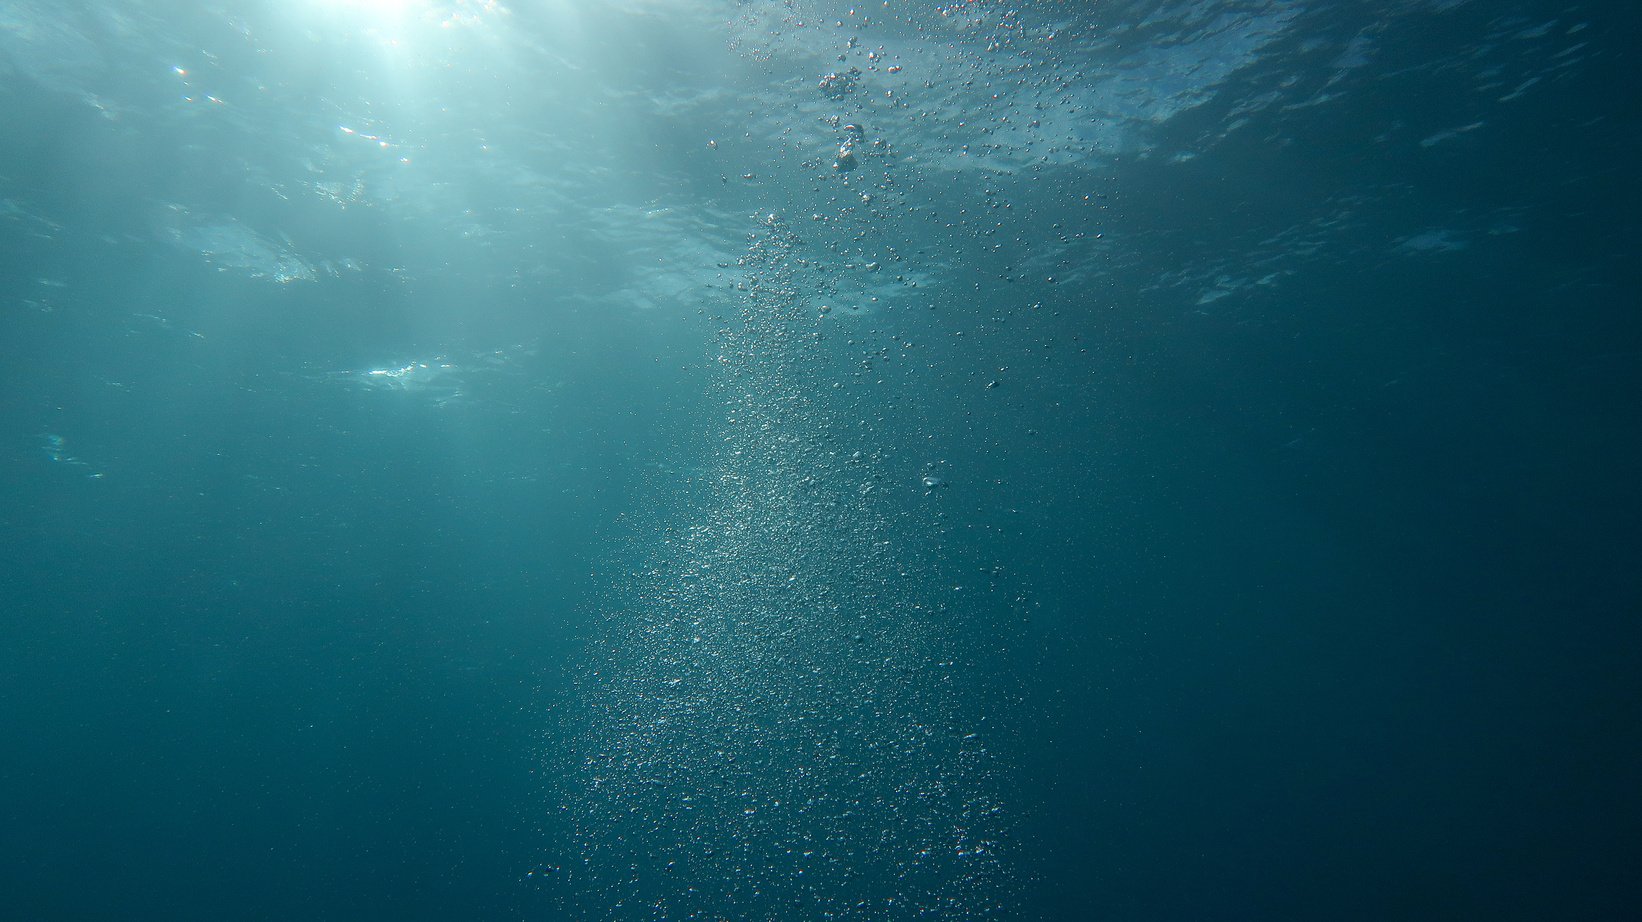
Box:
[541, 216, 1015, 919]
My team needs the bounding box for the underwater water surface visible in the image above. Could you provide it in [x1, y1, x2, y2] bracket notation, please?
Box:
[2, 1, 1639, 919]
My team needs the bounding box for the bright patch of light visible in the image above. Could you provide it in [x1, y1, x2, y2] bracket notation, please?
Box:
[306, 0, 429, 37]
[296, 0, 509, 53]
[328, 0, 416, 17]
[292, 0, 414, 52]
[308, 0, 507, 27]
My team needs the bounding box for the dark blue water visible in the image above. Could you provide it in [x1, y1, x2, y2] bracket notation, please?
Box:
[3, 1, 1638, 919]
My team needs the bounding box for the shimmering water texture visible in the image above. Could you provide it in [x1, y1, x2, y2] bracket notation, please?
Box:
[2, 0, 1637, 920]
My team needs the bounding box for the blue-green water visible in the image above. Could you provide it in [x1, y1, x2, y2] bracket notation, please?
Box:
[3, 1, 1638, 919]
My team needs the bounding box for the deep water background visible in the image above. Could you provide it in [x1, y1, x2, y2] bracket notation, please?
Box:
[2, 1, 1639, 919]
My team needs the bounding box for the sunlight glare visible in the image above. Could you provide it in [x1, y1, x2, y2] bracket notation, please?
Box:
[330, 0, 415, 16]
[294, 0, 510, 61]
